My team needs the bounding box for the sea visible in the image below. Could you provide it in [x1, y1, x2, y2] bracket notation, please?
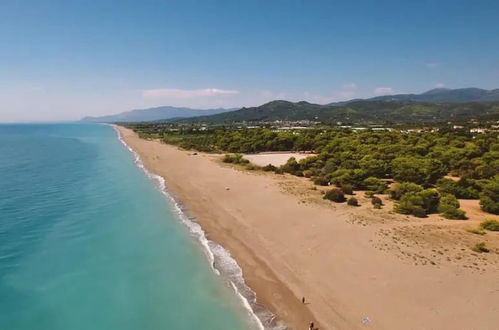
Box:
[0, 123, 264, 330]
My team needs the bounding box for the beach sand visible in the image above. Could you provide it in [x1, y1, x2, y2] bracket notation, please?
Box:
[243, 152, 315, 167]
[117, 126, 499, 330]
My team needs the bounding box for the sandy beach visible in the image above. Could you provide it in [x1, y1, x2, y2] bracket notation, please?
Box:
[117, 126, 499, 330]
[243, 153, 315, 167]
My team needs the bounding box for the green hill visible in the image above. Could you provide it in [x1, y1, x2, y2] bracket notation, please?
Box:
[173, 100, 499, 124]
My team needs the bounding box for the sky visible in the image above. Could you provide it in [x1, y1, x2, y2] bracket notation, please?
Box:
[1, 0, 499, 122]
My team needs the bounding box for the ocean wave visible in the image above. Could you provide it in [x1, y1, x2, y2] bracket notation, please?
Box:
[112, 126, 285, 330]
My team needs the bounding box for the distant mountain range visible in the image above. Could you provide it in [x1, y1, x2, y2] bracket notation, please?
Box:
[338, 87, 499, 104]
[173, 99, 499, 124]
[81, 106, 233, 122]
[81, 88, 499, 124]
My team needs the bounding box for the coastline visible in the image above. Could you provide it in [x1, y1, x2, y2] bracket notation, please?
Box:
[114, 125, 319, 329]
[113, 125, 288, 329]
[115, 125, 499, 330]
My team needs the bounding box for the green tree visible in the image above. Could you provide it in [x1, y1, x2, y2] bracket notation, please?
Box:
[363, 177, 388, 193]
[324, 188, 346, 203]
[392, 157, 447, 185]
[479, 177, 499, 214]
[389, 182, 423, 200]
[438, 194, 466, 220]
[395, 192, 426, 217]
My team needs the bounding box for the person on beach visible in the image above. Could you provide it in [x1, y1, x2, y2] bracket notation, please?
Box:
[302, 297, 305, 304]
[309, 321, 314, 330]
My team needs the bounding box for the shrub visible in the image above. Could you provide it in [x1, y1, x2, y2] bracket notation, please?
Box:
[341, 184, 354, 195]
[313, 176, 329, 186]
[281, 157, 301, 175]
[371, 196, 383, 207]
[245, 164, 260, 171]
[479, 177, 499, 214]
[438, 194, 460, 210]
[389, 182, 424, 200]
[412, 207, 427, 218]
[323, 188, 346, 203]
[364, 191, 375, 198]
[262, 164, 277, 172]
[438, 194, 467, 220]
[347, 197, 359, 206]
[419, 189, 440, 214]
[302, 169, 314, 178]
[223, 153, 249, 164]
[328, 168, 368, 188]
[363, 177, 388, 194]
[480, 219, 499, 231]
[223, 153, 240, 163]
[395, 192, 426, 216]
[467, 227, 486, 235]
[436, 178, 479, 199]
[442, 208, 467, 220]
[471, 242, 490, 253]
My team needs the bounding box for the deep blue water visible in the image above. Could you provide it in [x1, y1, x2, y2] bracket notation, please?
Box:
[0, 123, 254, 330]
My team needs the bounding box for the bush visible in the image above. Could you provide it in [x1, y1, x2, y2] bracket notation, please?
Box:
[438, 194, 467, 220]
[479, 177, 499, 214]
[262, 164, 277, 172]
[389, 182, 424, 200]
[442, 208, 467, 220]
[341, 184, 354, 195]
[347, 197, 359, 206]
[395, 192, 426, 216]
[223, 153, 249, 164]
[327, 168, 368, 188]
[480, 219, 499, 231]
[436, 178, 479, 199]
[245, 164, 260, 171]
[281, 157, 301, 175]
[412, 207, 427, 218]
[302, 169, 314, 178]
[467, 227, 486, 235]
[363, 177, 388, 194]
[364, 191, 375, 198]
[438, 194, 460, 210]
[313, 176, 329, 186]
[371, 196, 383, 207]
[471, 242, 490, 253]
[395, 189, 440, 217]
[419, 189, 440, 214]
[323, 188, 346, 203]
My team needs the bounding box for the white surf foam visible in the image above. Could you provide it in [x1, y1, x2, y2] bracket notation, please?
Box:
[112, 126, 285, 330]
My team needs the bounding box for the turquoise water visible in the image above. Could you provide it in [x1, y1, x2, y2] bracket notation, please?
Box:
[0, 123, 255, 330]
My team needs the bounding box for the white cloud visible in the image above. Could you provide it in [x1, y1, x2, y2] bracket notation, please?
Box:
[373, 87, 394, 95]
[426, 62, 439, 69]
[142, 88, 240, 99]
[434, 82, 446, 88]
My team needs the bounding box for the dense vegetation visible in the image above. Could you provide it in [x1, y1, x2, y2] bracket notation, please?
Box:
[129, 123, 499, 217]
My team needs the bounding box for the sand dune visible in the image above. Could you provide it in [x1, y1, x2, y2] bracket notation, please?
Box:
[117, 126, 499, 330]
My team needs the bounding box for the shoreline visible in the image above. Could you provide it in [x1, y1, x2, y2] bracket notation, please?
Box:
[113, 125, 289, 329]
[116, 125, 499, 330]
[114, 125, 319, 329]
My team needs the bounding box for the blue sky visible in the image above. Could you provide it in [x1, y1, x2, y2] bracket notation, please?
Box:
[1, 0, 499, 121]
